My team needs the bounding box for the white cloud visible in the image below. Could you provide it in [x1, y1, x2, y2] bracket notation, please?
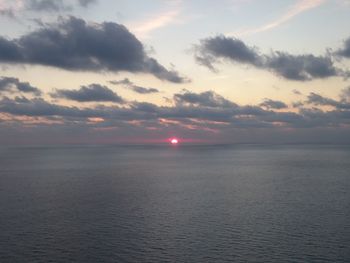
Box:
[128, 0, 184, 39]
[229, 0, 326, 36]
[130, 9, 180, 39]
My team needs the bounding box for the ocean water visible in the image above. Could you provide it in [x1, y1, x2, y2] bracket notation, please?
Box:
[0, 144, 349, 262]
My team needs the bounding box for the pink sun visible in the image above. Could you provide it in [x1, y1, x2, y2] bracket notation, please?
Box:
[170, 138, 179, 145]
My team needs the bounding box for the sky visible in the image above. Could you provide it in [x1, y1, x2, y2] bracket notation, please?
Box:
[0, 0, 350, 144]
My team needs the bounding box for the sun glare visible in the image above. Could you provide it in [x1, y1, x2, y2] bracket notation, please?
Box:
[170, 138, 179, 145]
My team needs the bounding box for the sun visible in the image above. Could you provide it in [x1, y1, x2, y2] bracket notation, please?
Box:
[170, 138, 179, 145]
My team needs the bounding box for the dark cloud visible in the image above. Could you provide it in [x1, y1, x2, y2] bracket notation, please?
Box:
[0, 38, 22, 61]
[131, 102, 159, 113]
[307, 92, 339, 106]
[0, 96, 87, 117]
[0, 9, 15, 18]
[307, 92, 350, 110]
[78, 0, 97, 7]
[340, 87, 350, 101]
[174, 91, 237, 108]
[110, 78, 133, 86]
[292, 101, 304, 108]
[0, 0, 97, 16]
[293, 89, 302, 95]
[1, 92, 349, 129]
[266, 52, 337, 81]
[0, 76, 41, 95]
[131, 86, 159, 94]
[1, 89, 350, 144]
[30, 0, 94, 12]
[110, 78, 159, 94]
[52, 84, 124, 103]
[0, 96, 158, 121]
[195, 35, 343, 81]
[195, 35, 261, 71]
[337, 37, 350, 58]
[27, 0, 69, 12]
[0, 17, 187, 83]
[14, 96, 31, 103]
[260, 99, 288, 109]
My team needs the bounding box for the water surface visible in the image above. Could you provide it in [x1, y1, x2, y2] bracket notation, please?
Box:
[0, 144, 349, 262]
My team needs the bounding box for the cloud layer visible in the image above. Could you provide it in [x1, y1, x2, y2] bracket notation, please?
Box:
[1, 80, 350, 144]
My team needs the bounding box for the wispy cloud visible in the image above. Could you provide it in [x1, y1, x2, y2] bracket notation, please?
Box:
[131, 10, 180, 38]
[230, 0, 326, 36]
[129, 0, 183, 38]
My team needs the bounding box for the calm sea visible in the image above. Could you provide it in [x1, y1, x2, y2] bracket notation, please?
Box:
[0, 144, 349, 262]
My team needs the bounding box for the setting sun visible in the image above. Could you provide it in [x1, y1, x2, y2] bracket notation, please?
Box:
[170, 138, 179, 145]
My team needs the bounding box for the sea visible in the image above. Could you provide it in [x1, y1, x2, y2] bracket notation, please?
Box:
[0, 144, 349, 262]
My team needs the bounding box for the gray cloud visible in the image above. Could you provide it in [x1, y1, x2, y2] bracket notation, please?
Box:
[78, 0, 97, 7]
[1, 88, 350, 144]
[130, 86, 159, 94]
[0, 17, 187, 83]
[307, 92, 338, 106]
[14, 96, 31, 103]
[52, 84, 124, 103]
[0, 0, 97, 14]
[340, 86, 350, 101]
[195, 35, 344, 81]
[0, 97, 88, 117]
[174, 91, 237, 108]
[195, 35, 261, 71]
[1, 92, 349, 129]
[292, 101, 304, 108]
[260, 99, 288, 109]
[307, 92, 350, 110]
[266, 52, 337, 81]
[337, 37, 350, 58]
[27, 0, 69, 12]
[0, 96, 159, 121]
[293, 89, 302, 95]
[110, 78, 159, 94]
[0, 77, 41, 95]
[0, 9, 15, 18]
[0, 38, 22, 61]
[110, 78, 133, 86]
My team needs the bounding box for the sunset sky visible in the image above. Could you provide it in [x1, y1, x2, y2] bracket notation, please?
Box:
[0, 0, 350, 144]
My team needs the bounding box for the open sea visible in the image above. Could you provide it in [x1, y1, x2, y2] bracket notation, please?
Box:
[0, 144, 349, 262]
